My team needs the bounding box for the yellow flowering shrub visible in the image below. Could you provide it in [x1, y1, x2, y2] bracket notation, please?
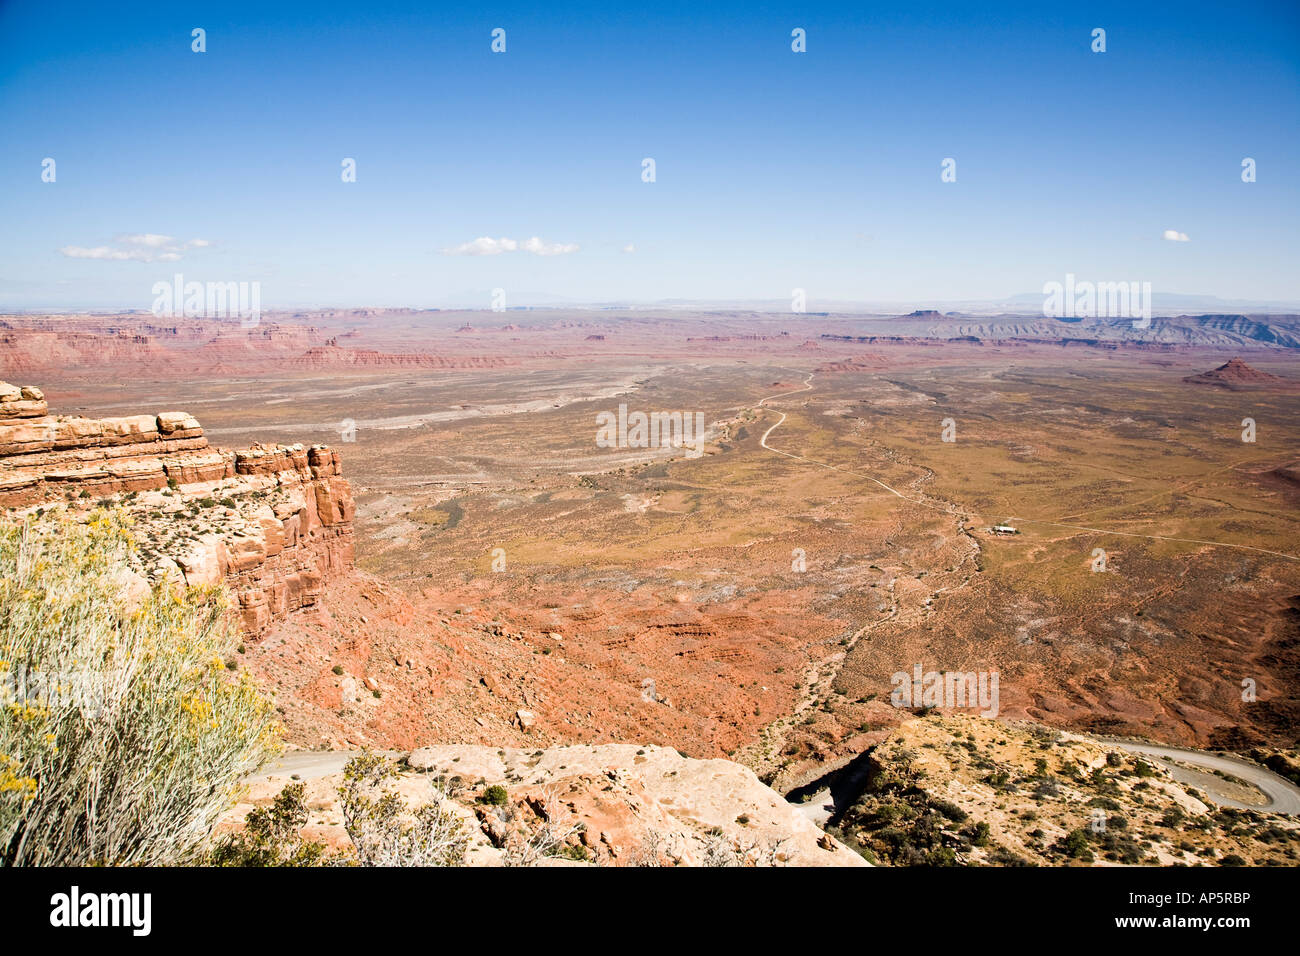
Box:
[0, 509, 280, 865]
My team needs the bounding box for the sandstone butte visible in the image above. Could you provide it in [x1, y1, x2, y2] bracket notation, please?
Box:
[0, 381, 355, 633]
[1182, 355, 1291, 389]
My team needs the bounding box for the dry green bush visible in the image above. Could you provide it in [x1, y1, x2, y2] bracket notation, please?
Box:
[339, 752, 469, 866]
[0, 510, 279, 865]
[208, 783, 330, 867]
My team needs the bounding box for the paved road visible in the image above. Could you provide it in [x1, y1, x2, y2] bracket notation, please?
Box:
[793, 787, 836, 827]
[1088, 737, 1300, 815]
[791, 736, 1300, 824]
[244, 750, 372, 784]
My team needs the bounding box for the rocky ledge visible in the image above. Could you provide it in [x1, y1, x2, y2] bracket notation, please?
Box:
[0, 382, 355, 634]
[229, 744, 865, 867]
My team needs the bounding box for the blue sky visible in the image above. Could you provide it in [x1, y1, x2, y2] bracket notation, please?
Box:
[1, 0, 1297, 310]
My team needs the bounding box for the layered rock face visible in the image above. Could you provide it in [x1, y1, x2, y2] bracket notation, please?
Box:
[0, 382, 355, 634]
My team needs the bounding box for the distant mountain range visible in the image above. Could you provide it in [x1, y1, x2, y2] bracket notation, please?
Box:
[7, 290, 1300, 315]
[404, 291, 1300, 314]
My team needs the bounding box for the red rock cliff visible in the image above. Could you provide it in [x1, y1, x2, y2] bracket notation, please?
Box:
[0, 381, 355, 634]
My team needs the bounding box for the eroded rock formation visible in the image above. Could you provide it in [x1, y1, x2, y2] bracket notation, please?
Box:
[1183, 356, 1291, 389]
[0, 382, 355, 634]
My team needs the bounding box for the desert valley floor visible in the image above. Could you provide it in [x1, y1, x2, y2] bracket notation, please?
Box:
[9, 308, 1298, 803]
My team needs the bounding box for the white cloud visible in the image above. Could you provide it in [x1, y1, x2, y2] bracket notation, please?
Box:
[120, 233, 175, 248]
[442, 236, 579, 256]
[444, 237, 517, 256]
[60, 246, 140, 261]
[1162, 229, 1190, 242]
[59, 234, 212, 263]
[621, 243, 636, 254]
[520, 236, 579, 256]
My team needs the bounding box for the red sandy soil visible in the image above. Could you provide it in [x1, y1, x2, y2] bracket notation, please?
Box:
[242, 569, 840, 757]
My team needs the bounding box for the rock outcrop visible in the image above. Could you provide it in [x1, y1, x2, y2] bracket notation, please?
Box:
[226, 744, 865, 867]
[0, 382, 48, 419]
[0, 382, 355, 634]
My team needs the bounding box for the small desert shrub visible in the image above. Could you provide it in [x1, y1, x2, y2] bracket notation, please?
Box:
[209, 783, 329, 867]
[1056, 828, 1094, 862]
[931, 798, 968, 823]
[698, 831, 788, 868]
[499, 785, 589, 866]
[987, 846, 1030, 866]
[339, 752, 468, 866]
[984, 769, 1010, 788]
[552, 842, 589, 862]
[1089, 768, 1120, 793]
[629, 828, 684, 867]
[0, 510, 280, 865]
[481, 784, 508, 806]
[927, 846, 957, 866]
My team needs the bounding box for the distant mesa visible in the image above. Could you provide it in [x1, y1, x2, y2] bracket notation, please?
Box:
[292, 343, 510, 370]
[1183, 357, 1289, 389]
[815, 353, 887, 373]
